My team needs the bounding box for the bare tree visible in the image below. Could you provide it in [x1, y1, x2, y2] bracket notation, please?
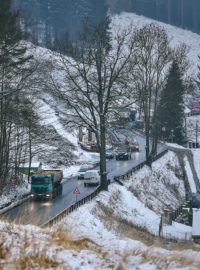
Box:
[129, 23, 172, 165]
[128, 24, 192, 165]
[47, 24, 136, 190]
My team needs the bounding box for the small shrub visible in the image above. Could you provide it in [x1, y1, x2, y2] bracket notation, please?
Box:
[14, 250, 60, 269]
[50, 228, 99, 252]
[0, 241, 8, 260]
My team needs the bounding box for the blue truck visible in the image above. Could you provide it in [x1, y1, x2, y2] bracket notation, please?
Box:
[31, 170, 63, 200]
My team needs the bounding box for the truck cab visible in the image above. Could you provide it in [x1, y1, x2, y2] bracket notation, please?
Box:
[31, 170, 63, 200]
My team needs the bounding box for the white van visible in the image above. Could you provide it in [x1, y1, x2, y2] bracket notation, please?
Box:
[84, 170, 100, 186]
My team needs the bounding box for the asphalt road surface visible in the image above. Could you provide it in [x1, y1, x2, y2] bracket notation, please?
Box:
[0, 130, 166, 226]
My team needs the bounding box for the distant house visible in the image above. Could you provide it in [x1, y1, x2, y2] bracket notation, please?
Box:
[19, 162, 42, 175]
[188, 100, 200, 115]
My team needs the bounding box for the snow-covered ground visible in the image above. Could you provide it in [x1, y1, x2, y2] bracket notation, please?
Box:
[1, 12, 200, 268]
[192, 149, 200, 185]
[37, 97, 100, 176]
[0, 184, 30, 211]
[184, 156, 197, 193]
[0, 151, 199, 269]
[124, 151, 185, 214]
[112, 12, 200, 76]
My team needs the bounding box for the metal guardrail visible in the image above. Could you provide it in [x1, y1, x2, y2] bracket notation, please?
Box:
[42, 149, 168, 227]
[114, 149, 168, 182]
[42, 186, 101, 227]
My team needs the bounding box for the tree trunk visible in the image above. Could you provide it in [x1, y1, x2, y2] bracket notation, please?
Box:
[145, 133, 152, 167]
[100, 114, 108, 191]
[28, 126, 32, 183]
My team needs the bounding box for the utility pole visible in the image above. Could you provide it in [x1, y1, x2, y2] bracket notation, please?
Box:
[196, 120, 199, 147]
[184, 116, 187, 143]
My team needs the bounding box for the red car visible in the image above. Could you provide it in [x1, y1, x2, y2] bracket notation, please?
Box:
[129, 139, 140, 152]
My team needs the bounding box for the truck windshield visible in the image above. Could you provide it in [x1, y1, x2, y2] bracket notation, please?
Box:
[31, 176, 50, 184]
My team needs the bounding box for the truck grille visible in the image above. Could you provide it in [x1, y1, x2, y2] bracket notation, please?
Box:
[32, 187, 48, 194]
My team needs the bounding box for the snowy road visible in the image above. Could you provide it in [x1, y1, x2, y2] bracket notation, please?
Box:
[0, 133, 166, 226]
[1, 177, 96, 226]
[2, 154, 145, 226]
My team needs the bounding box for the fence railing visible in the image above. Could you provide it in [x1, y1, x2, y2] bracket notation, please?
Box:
[114, 149, 168, 182]
[42, 186, 101, 227]
[42, 149, 168, 227]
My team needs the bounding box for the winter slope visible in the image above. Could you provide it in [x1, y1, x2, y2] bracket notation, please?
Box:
[30, 12, 200, 179]
[1, 12, 200, 268]
[0, 152, 199, 270]
[112, 12, 200, 76]
[36, 96, 100, 177]
[34, 11, 200, 172]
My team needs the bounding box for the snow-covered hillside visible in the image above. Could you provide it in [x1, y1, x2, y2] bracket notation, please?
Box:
[1, 151, 200, 269]
[31, 11, 200, 163]
[1, 12, 200, 269]
[30, 11, 200, 166]
[112, 12, 200, 76]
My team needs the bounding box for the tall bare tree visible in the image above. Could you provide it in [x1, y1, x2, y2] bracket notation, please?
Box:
[129, 23, 172, 165]
[47, 23, 136, 190]
[129, 24, 191, 165]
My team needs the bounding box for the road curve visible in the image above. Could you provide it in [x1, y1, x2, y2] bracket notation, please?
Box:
[0, 132, 166, 226]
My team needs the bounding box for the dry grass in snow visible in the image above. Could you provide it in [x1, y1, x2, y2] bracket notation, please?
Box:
[0, 183, 199, 270]
[0, 149, 197, 269]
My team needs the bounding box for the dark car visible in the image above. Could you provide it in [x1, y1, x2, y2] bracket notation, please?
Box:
[133, 120, 144, 129]
[115, 146, 131, 160]
[106, 149, 114, 159]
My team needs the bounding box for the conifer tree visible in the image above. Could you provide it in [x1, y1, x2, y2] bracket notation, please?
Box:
[0, 0, 32, 77]
[157, 61, 185, 144]
[197, 55, 200, 91]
